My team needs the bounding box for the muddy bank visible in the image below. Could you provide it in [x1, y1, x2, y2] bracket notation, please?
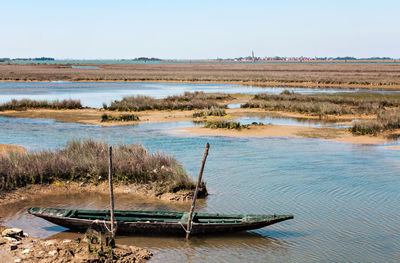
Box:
[0, 226, 152, 262]
[178, 124, 391, 144]
[0, 182, 203, 207]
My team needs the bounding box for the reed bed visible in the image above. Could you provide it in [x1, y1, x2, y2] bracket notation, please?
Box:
[104, 92, 230, 111]
[193, 106, 226, 117]
[0, 99, 82, 111]
[242, 90, 400, 116]
[101, 113, 139, 122]
[350, 110, 400, 135]
[0, 140, 195, 193]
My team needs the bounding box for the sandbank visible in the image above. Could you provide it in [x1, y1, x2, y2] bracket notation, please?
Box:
[177, 125, 390, 144]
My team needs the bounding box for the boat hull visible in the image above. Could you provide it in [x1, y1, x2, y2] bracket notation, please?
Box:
[28, 207, 293, 236]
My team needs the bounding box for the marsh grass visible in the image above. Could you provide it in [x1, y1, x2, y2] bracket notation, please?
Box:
[101, 113, 139, 122]
[350, 110, 400, 135]
[204, 120, 248, 130]
[2, 63, 400, 87]
[0, 99, 82, 111]
[242, 90, 400, 117]
[192, 106, 226, 117]
[104, 92, 230, 111]
[0, 140, 195, 193]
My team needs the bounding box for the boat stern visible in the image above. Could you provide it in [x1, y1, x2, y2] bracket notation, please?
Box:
[27, 207, 71, 218]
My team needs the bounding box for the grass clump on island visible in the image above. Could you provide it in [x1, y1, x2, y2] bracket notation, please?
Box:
[0, 98, 82, 111]
[103, 91, 231, 111]
[193, 106, 226, 118]
[204, 120, 263, 130]
[350, 110, 400, 135]
[241, 90, 400, 136]
[242, 90, 400, 117]
[0, 140, 197, 194]
[101, 113, 139, 122]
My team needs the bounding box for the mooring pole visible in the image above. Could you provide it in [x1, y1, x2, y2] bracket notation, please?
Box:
[108, 146, 116, 238]
[186, 142, 210, 239]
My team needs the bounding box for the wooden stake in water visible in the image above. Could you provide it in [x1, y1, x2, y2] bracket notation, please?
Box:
[108, 146, 116, 238]
[186, 142, 210, 239]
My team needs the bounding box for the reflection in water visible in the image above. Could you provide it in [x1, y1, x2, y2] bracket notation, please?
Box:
[1, 116, 400, 262]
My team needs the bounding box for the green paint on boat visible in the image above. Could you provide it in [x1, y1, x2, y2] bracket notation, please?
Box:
[28, 207, 293, 236]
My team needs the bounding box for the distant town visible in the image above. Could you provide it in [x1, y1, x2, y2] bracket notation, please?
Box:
[0, 56, 397, 63]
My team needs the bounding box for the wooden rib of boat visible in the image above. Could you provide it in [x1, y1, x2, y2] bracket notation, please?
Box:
[28, 207, 293, 236]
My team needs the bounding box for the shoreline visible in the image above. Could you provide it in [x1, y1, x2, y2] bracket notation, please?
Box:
[1, 78, 400, 90]
[0, 144, 26, 155]
[0, 108, 396, 145]
[0, 223, 152, 262]
[0, 180, 199, 208]
[176, 125, 392, 145]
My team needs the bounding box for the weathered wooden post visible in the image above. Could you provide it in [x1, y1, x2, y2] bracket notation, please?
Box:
[186, 142, 210, 239]
[108, 146, 116, 238]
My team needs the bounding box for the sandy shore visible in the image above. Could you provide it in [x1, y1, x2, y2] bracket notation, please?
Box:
[387, 146, 400, 149]
[0, 106, 364, 126]
[0, 144, 26, 155]
[0, 108, 198, 126]
[177, 125, 390, 144]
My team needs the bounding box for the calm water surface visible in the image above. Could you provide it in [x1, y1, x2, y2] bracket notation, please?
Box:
[1, 116, 400, 262]
[1, 81, 398, 108]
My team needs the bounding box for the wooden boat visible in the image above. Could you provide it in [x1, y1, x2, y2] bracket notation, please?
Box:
[28, 207, 293, 235]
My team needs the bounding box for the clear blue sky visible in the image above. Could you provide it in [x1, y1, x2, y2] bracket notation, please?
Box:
[1, 0, 399, 59]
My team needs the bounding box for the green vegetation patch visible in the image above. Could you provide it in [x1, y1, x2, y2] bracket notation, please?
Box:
[0, 99, 82, 111]
[241, 90, 400, 117]
[104, 92, 230, 111]
[101, 113, 139, 122]
[204, 120, 263, 130]
[193, 106, 226, 117]
[0, 140, 196, 194]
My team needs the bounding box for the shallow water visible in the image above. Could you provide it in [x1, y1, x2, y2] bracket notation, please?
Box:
[235, 116, 352, 128]
[1, 116, 400, 262]
[1, 81, 398, 108]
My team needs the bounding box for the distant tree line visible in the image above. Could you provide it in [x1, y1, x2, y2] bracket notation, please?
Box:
[121, 57, 162, 61]
[12, 57, 55, 61]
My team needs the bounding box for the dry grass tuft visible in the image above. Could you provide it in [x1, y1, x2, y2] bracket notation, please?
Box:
[0, 140, 196, 194]
[193, 106, 226, 117]
[242, 90, 400, 117]
[350, 110, 400, 135]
